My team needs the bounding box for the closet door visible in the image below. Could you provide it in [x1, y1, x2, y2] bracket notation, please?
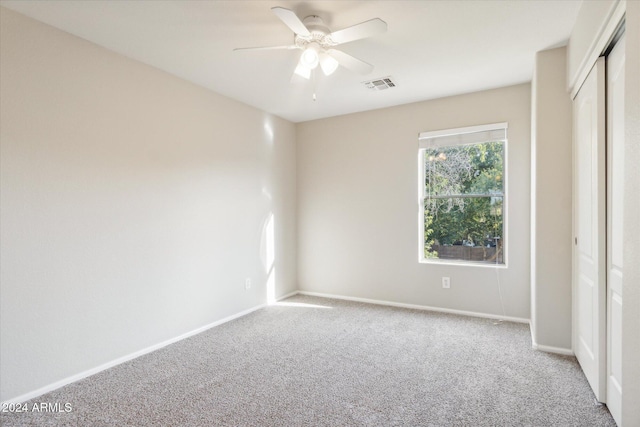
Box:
[573, 57, 606, 402]
[606, 35, 625, 425]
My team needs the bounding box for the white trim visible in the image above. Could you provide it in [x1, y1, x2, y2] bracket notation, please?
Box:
[419, 259, 508, 269]
[297, 290, 529, 324]
[273, 290, 299, 301]
[418, 123, 508, 266]
[3, 290, 535, 404]
[417, 148, 426, 262]
[529, 310, 537, 344]
[531, 342, 575, 356]
[532, 343, 574, 356]
[0, 293, 296, 405]
[418, 125, 507, 150]
[531, 330, 575, 356]
[569, 0, 626, 100]
[418, 122, 508, 140]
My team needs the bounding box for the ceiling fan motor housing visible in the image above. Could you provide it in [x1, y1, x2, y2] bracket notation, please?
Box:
[295, 16, 337, 49]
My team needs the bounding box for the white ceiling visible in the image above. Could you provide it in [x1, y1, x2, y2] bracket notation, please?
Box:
[1, 0, 582, 123]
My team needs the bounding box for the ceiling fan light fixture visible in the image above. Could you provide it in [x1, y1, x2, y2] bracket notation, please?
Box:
[236, 7, 387, 85]
[300, 43, 320, 69]
[319, 53, 339, 76]
[294, 62, 311, 79]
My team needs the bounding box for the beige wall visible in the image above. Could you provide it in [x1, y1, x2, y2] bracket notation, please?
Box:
[297, 84, 531, 319]
[530, 47, 573, 351]
[0, 8, 297, 401]
[4, 0, 636, 417]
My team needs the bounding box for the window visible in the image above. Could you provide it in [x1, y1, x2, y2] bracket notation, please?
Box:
[418, 123, 507, 265]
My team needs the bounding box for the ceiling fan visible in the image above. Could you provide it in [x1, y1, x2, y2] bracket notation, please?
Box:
[234, 7, 387, 81]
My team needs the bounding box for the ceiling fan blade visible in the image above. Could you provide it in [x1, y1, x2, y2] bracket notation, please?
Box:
[327, 49, 374, 75]
[329, 18, 387, 45]
[234, 45, 298, 52]
[271, 7, 310, 36]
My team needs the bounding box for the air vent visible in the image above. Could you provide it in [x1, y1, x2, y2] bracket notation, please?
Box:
[363, 76, 397, 91]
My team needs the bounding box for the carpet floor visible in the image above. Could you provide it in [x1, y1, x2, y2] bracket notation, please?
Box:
[1, 294, 615, 426]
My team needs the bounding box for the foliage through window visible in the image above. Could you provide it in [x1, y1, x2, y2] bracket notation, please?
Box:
[419, 124, 506, 265]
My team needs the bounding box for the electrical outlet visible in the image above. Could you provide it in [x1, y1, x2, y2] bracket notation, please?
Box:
[245, 278, 251, 290]
[442, 277, 451, 289]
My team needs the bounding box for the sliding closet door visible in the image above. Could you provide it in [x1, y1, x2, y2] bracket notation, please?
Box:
[573, 57, 606, 402]
[606, 35, 625, 425]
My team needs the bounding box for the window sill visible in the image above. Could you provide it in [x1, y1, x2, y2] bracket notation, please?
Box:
[419, 259, 508, 269]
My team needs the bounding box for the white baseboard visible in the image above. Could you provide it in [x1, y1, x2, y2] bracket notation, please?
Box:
[295, 290, 530, 324]
[275, 290, 299, 301]
[529, 326, 574, 356]
[2, 289, 541, 404]
[531, 341, 574, 356]
[2, 294, 298, 405]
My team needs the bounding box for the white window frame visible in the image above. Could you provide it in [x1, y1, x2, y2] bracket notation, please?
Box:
[417, 122, 508, 267]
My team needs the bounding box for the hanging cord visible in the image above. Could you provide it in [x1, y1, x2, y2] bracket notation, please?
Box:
[493, 241, 506, 325]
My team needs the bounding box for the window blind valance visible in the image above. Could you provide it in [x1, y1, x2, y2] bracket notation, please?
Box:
[418, 122, 507, 149]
